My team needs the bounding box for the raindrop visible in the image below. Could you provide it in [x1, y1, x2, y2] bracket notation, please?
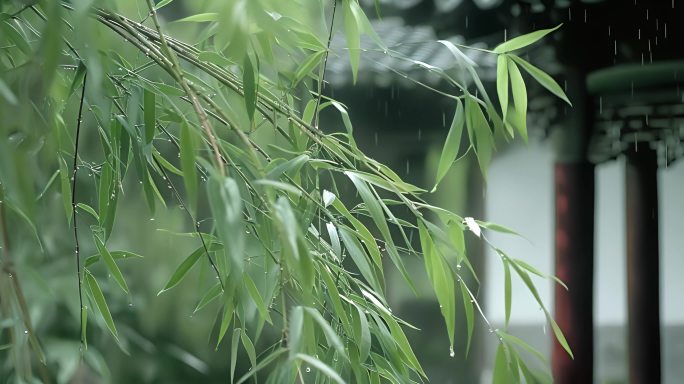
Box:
[305, 367, 311, 373]
[150, 218, 155, 221]
[442, 112, 446, 127]
[449, 346, 455, 358]
[128, 303, 133, 307]
[465, 16, 469, 29]
[24, 330, 28, 334]
[418, 129, 422, 141]
[568, 8, 572, 21]
[638, 29, 641, 40]
[635, 136, 639, 152]
[405, 160, 410, 175]
[456, 264, 462, 270]
[599, 97, 603, 115]
[614, 40, 617, 56]
[584, 8, 587, 23]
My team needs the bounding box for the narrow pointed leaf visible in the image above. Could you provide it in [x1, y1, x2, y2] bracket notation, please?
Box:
[459, 280, 474, 356]
[194, 283, 223, 313]
[509, 54, 571, 106]
[230, 328, 241, 383]
[295, 353, 346, 384]
[504, 258, 512, 327]
[507, 58, 528, 141]
[434, 99, 465, 190]
[243, 272, 272, 324]
[243, 55, 257, 122]
[144, 89, 155, 144]
[343, 0, 360, 84]
[179, 122, 198, 213]
[496, 55, 509, 122]
[175, 13, 219, 23]
[94, 235, 129, 294]
[493, 25, 562, 53]
[84, 272, 118, 341]
[158, 246, 204, 295]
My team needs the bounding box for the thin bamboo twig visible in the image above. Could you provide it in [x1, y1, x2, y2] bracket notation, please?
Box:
[72, 71, 87, 352]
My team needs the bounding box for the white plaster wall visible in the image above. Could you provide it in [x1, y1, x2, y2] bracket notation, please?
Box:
[484, 141, 684, 326]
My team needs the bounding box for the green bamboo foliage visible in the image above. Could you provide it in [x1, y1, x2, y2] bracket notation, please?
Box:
[0, 1, 571, 382]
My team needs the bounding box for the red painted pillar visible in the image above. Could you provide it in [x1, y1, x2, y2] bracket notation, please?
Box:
[553, 163, 595, 384]
[625, 147, 661, 384]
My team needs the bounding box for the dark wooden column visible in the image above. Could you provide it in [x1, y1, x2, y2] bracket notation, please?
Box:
[553, 163, 595, 384]
[625, 147, 661, 384]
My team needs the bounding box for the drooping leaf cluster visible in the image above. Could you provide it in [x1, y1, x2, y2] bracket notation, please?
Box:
[0, 0, 571, 382]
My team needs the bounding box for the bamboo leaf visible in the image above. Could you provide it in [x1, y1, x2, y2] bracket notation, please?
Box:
[155, 0, 174, 10]
[325, 222, 341, 259]
[512, 258, 567, 290]
[243, 55, 257, 122]
[288, 306, 304, 359]
[293, 50, 326, 86]
[230, 328, 241, 383]
[304, 307, 346, 358]
[459, 280, 474, 356]
[434, 98, 465, 190]
[509, 54, 571, 106]
[496, 55, 509, 123]
[143, 89, 155, 144]
[322, 189, 336, 208]
[194, 283, 222, 313]
[175, 13, 219, 23]
[343, 0, 360, 84]
[492, 344, 511, 384]
[351, 303, 371, 363]
[437, 40, 478, 67]
[493, 25, 562, 53]
[465, 96, 494, 178]
[547, 311, 573, 359]
[507, 58, 528, 141]
[208, 176, 244, 277]
[217, 292, 235, 348]
[158, 246, 204, 295]
[84, 271, 118, 341]
[236, 348, 286, 384]
[295, 353, 346, 384]
[93, 235, 129, 294]
[338, 227, 382, 293]
[498, 331, 547, 363]
[504, 258, 512, 328]
[85, 250, 143, 268]
[240, 330, 257, 369]
[243, 272, 273, 324]
[179, 122, 198, 213]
